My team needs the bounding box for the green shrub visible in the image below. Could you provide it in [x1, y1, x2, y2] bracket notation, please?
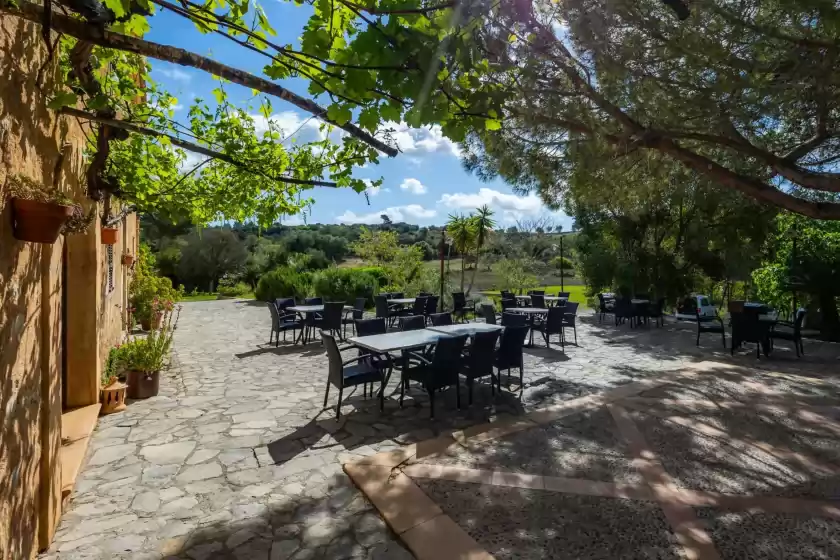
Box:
[255, 267, 310, 302]
[217, 282, 251, 297]
[312, 267, 377, 305]
[130, 274, 182, 323]
[356, 266, 388, 287]
[551, 256, 575, 271]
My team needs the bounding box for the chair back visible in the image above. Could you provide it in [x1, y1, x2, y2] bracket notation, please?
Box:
[321, 302, 345, 330]
[500, 297, 516, 312]
[728, 300, 745, 314]
[500, 290, 513, 299]
[411, 297, 427, 315]
[530, 294, 546, 308]
[267, 302, 280, 329]
[501, 312, 527, 327]
[545, 306, 564, 334]
[564, 301, 580, 316]
[320, 331, 344, 385]
[305, 297, 323, 306]
[496, 325, 528, 370]
[425, 295, 439, 315]
[275, 297, 295, 312]
[374, 295, 390, 318]
[352, 297, 366, 320]
[400, 315, 426, 331]
[597, 293, 607, 312]
[429, 312, 453, 326]
[557, 292, 571, 299]
[355, 317, 386, 337]
[428, 334, 468, 385]
[452, 292, 467, 310]
[528, 290, 545, 296]
[793, 308, 807, 334]
[465, 330, 501, 377]
[391, 292, 404, 299]
[480, 303, 497, 325]
[730, 311, 762, 342]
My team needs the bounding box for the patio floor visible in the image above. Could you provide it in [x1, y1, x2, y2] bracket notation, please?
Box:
[43, 300, 840, 559]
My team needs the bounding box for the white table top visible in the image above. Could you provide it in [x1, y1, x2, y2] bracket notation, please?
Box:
[506, 307, 549, 314]
[387, 298, 416, 305]
[544, 296, 568, 301]
[348, 329, 451, 353]
[288, 304, 352, 313]
[427, 323, 503, 336]
[631, 299, 650, 304]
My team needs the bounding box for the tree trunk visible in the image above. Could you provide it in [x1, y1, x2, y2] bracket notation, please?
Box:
[460, 257, 465, 292]
[466, 251, 479, 295]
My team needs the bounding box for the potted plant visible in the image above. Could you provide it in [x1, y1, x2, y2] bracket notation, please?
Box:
[100, 346, 127, 414]
[119, 305, 180, 399]
[6, 174, 81, 243]
[121, 252, 135, 266]
[101, 224, 120, 245]
[131, 277, 181, 330]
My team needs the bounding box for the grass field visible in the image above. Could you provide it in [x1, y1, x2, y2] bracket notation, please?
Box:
[477, 285, 589, 308]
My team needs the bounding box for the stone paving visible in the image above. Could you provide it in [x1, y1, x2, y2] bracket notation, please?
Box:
[44, 300, 840, 559]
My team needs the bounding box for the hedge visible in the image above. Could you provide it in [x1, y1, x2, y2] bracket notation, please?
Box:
[312, 267, 378, 305]
[255, 267, 310, 302]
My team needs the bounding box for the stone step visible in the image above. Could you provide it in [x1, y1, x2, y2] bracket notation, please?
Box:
[60, 404, 101, 503]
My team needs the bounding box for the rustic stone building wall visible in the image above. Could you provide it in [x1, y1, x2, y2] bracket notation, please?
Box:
[0, 17, 137, 558]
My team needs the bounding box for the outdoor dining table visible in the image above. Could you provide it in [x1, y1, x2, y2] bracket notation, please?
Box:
[347, 329, 453, 395]
[506, 307, 549, 347]
[387, 298, 416, 305]
[288, 304, 352, 345]
[427, 323, 503, 337]
[544, 296, 568, 306]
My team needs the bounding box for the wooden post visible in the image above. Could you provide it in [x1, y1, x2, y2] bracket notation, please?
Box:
[439, 228, 446, 312]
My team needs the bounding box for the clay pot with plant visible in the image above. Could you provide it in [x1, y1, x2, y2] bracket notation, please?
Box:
[101, 225, 120, 245]
[131, 275, 182, 330]
[100, 346, 127, 414]
[6, 174, 93, 243]
[121, 253, 135, 266]
[119, 305, 180, 399]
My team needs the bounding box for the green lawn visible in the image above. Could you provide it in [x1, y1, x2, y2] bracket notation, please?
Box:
[476, 285, 589, 308]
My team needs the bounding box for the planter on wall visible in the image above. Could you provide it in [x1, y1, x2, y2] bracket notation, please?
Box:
[126, 370, 160, 399]
[101, 379, 128, 414]
[11, 198, 73, 243]
[121, 253, 135, 266]
[101, 226, 119, 245]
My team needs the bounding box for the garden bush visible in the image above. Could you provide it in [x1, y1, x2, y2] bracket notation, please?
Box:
[217, 282, 251, 297]
[312, 267, 377, 305]
[355, 266, 388, 287]
[255, 267, 310, 302]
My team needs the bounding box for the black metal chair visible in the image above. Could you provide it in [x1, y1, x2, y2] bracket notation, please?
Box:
[343, 297, 366, 338]
[401, 334, 469, 418]
[597, 293, 614, 323]
[374, 295, 399, 328]
[399, 315, 426, 331]
[321, 331, 387, 419]
[424, 295, 440, 324]
[494, 325, 529, 392]
[770, 308, 806, 357]
[501, 312, 527, 327]
[268, 300, 302, 345]
[530, 294, 546, 309]
[561, 301, 579, 345]
[461, 330, 502, 405]
[647, 297, 666, 327]
[696, 308, 726, 349]
[480, 303, 498, 325]
[429, 312, 453, 326]
[730, 311, 767, 358]
[534, 306, 565, 349]
[452, 292, 476, 323]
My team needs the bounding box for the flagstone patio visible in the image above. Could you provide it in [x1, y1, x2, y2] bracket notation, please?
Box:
[43, 300, 840, 559]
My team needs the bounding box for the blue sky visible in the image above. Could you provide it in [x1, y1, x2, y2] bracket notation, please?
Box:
[145, 3, 572, 229]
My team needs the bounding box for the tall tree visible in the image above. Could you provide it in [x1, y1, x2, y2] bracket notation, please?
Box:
[446, 214, 476, 292]
[466, 205, 496, 294]
[177, 229, 248, 292]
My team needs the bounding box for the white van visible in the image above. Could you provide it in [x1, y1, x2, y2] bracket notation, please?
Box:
[675, 294, 718, 321]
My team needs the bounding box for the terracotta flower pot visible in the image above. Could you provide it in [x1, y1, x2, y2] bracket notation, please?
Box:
[101, 226, 119, 245]
[121, 254, 135, 266]
[126, 370, 160, 399]
[140, 312, 163, 331]
[11, 198, 73, 243]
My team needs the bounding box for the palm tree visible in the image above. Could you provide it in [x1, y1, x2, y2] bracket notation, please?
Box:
[467, 205, 496, 295]
[446, 213, 476, 292]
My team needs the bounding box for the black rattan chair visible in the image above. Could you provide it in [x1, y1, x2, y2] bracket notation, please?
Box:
[561, 301, 580, 345]
[501, 312, 527, 327]
[647, 298, 666, 328]
[429, 312, 453, 326]
[399, 315, 426, 331]
[318, 301, 346, 342]
[343, 297, 366, 338]
[770, 308, 806, 357]
[424, 295, 440, 324]
[480, 303, 498, 325]
[401, 334, 469, 418]
[730, 311, 766, 358]
[696, 308, 726, 349]
[530, 294, 546, 309]
[534, 306, 565, 349]
[500, 297, 517, 313]
[353, 317, 392, 397]
[494, 325, 529, 391]
[452, 292, 476, 323]
[374, 295, 399, 328]
[268, 300, 302, 345]
[321, 331, 387, 419]
[597, 293, 614, 323]
[461, 330, 502, 405]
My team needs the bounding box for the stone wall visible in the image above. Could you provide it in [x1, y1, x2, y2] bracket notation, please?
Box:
[0, 16, 136, 558]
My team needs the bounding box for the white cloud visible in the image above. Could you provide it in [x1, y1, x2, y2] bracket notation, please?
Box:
[361, 179, 386, 197]
[281, 214, 305, 226]
[438, 187, 564, 223]
[172, 104, 184, 112]
[251, 111, 329, 144]
[380, 121, 461, 158]
[399, 178, 427, 195]
[337, 205, 436, 224]
[156, 67, 192, 82]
